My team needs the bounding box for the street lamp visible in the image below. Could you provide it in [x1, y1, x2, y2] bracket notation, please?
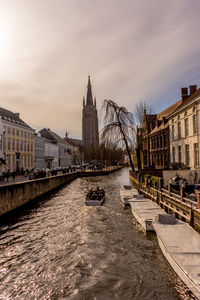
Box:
[168, 178, 172, 196]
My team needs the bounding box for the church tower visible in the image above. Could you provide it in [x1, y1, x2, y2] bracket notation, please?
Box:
[82, 76, 99, 146]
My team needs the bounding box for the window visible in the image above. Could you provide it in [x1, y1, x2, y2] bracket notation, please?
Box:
[17, 140, 19, 151]
[161, 153, 163, 166]
[7, 127, 11, 134]
[157, 136, 160, 148]
[164, 152, 167, 166]
[193, 114, 197, 134]
[194, 143, 199, 167]
[16, 129, 19, 136]
[12, 139, 15, 151]
[160, 135, 163, 148]
[163, 134, 166, 147]
[185, 144, 190, 166]
[8, 138, 10, 150]
[7, 154, 11, 169]
[157, 153, 160, 166]
[12, 154, 15, 170]
[172, 147, 175, 164]
[172, 125, 175, 140]
[178, 122, 181, 139]
[185, 118, 189, 136]
[21, 140, 23, 151]
[24, 140, 26, 151]
[24, 131, 27, 138]
[12, 128, 15, 135]
[178, 146, 182, 164]
[21, 130, 23, 137]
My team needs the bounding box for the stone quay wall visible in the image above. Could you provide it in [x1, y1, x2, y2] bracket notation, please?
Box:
[0, 172, 79, 217]
[0, 166, 123, 217]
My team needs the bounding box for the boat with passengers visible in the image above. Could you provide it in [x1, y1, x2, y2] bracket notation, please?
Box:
[85, 187, 105, 206]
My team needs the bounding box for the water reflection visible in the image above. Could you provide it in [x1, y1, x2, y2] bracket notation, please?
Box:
[0, 168, 196, 299]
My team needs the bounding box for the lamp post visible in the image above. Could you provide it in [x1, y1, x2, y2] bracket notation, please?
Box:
[180, 180, 185, 202]
[168, 178, 172, 196]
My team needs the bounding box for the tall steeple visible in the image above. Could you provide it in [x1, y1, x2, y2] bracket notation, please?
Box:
[82, 76, 99, 146]
[86, 76, 93, 106]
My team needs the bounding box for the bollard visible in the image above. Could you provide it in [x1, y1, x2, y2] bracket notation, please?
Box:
[168, 183, 171, 197]
[145, 178, 148, 188]
[197, 192, 200, 209]
[180, 187, 184, 202]
[190, 203, 194, 227]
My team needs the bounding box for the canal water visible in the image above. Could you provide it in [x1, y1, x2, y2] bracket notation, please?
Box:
[0, 168, 196, 300]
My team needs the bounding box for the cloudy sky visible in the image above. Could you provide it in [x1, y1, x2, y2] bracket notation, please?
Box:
[0, 0, 200, 138]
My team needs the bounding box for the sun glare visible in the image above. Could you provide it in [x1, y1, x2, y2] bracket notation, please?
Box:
[0, 11, 16, 75]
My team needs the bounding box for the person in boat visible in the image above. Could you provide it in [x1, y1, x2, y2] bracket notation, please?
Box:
[87, 187, 105, 200]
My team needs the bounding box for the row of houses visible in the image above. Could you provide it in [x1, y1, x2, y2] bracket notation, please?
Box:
[135, 84, 200, 171]
[0, 107, 82, 173]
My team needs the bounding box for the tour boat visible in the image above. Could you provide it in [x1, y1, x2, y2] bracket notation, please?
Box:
[85, 188, 105, 206]
[85, 196, 105, 206]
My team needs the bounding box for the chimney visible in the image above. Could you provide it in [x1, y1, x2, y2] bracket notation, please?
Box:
[181, 87, 188, 102]
[156, 119, 161, 127]
[189, 85, 197, 96]
[162, 117, 166, 124]
[14, 113, 20, 118]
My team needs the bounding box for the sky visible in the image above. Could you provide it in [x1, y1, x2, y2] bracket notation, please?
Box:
[0, 0, 200, 139]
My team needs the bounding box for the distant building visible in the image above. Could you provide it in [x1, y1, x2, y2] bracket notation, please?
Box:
[44, 139, 59, 169]
[137, 110, 157, 169]
[168, 85, 200, 169]
[39, 128, 73, 167]
[82, 76, 99, 146]
[0, 107, 35, 172]
[148, 100, 181, 169]
[34, 133, 45, 169]
[0, 117, 6, 173]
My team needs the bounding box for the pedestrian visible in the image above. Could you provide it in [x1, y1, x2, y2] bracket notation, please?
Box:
[12, 171, 16, 181]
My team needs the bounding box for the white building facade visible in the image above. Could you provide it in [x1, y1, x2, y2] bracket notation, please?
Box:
[34, 133, 45, 169]
[44, 141, 59, 169]
[169, 86, 200, 170]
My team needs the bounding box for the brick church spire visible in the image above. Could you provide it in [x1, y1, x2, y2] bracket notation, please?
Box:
[86, 76, 93, 106]
[82, 76, 99, 146]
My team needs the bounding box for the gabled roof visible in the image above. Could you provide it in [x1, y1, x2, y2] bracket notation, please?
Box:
[149, 99, 182, 136]
[149, 122, 168, 135]
[66, 138, 83, 146]
[169, 88, 200, 117]
[39, 128, 71, 145]
[0, 107, 33, 129]
[157, 100, 182, 119]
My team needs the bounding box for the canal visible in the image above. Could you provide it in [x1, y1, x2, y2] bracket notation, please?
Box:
[0, 168, 196, 299]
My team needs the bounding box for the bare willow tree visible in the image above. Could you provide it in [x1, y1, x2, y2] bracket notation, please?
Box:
[101, 99, 136, 172]
[134, 101, 153, 127]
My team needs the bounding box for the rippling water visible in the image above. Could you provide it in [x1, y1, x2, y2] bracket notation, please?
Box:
[0, 168, 196, 299]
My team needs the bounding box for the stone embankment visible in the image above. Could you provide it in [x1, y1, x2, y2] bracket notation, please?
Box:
[0, 166, 122, 217]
